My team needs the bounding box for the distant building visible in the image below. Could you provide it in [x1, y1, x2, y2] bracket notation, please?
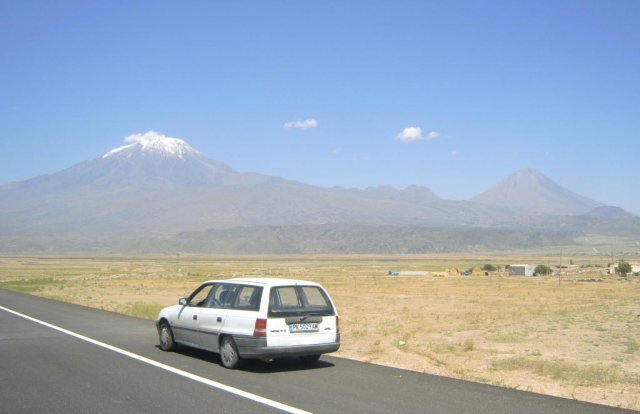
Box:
[509, 264, 535, 276]
[609, 262, 640, 275]
[388, 270, 428, 277]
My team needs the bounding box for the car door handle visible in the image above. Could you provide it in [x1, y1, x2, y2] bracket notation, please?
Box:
[193, 315, 198, 320]
[217, 317, 222, 322]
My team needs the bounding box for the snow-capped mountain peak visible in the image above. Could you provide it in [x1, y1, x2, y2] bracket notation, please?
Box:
[103, 130, 199, 159]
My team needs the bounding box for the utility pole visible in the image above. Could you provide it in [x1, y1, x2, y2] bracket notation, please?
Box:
[559, 248, 563, 286]
[177, 252, 181, 273]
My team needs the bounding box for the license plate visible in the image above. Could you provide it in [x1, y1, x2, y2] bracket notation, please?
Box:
[289, 323, 319, 333]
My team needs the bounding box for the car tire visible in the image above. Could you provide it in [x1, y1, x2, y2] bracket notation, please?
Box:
[220, 336, 242, 369]
[158, 320, 176, 352]
[300, 354, 321, 364]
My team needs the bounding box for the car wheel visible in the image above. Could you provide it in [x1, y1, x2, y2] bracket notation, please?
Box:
[300, 354, 321, 364]
[220, 336, 242, 369]
[158, 321, 175, 352]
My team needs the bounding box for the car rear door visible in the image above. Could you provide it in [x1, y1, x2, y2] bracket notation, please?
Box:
[218, 285, 263, 342]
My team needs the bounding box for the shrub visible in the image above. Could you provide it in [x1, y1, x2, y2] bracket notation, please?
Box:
[534, 264, 553, 276]
[463, 339, 475, 352]
[617, 261, 632, 276]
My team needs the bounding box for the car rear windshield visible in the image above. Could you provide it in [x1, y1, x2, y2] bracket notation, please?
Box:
[268, 285, 335, 317]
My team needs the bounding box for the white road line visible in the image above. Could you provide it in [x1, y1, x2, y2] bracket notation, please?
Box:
[0, 305, 312, 414]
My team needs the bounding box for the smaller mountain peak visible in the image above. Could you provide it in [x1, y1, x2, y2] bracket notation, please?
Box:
[509, 168, 546, 180]
[472, 168, 601, 215]
[515, 167, 540, 175]
[103, 130, 199, 159]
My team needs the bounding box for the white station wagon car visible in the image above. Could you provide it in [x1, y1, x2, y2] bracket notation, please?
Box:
[156, 278, 340, 368]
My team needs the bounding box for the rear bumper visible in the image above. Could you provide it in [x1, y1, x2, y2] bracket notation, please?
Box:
[235, 335, 340, 359]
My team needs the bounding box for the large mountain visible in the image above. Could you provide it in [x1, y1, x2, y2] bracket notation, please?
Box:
[0, 132, 511, 238]
[3, 131, 259, 193]
[0, 132, 636, 253]
[472, 168, 602, 215]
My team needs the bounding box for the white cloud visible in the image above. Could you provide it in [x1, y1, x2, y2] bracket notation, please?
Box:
[395, 126, 423, 142]
[427, 131, 441, 140]
[283, 118, 318, 129]
[395, 127, 443, 143]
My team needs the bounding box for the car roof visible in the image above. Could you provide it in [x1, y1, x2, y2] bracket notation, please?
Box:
[202, 277, 322, 287]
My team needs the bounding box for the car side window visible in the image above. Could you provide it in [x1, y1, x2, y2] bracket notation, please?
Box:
[208, 284, 239, 309]
[232, 286, 262, 311]
[188, 284, 215, 307]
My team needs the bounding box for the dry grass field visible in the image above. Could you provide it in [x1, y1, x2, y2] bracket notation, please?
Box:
[1, 254, 638, 410]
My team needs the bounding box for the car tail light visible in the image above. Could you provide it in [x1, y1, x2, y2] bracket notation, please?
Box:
[253, 318, 267, 337]
[335, 315, 340, 334]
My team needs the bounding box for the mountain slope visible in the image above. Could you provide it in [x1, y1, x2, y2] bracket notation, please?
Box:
[472, 168, 601, 215]
[582, 206, 636, 220]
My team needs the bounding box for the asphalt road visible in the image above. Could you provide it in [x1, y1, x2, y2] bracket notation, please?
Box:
[0, 289, 633, 414]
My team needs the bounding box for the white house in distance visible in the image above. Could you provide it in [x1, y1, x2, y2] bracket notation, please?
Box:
[609, 262, 640, 275]
[509, 264, 535, 276]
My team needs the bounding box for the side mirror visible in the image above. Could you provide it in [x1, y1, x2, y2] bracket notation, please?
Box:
[179, 298, 188, 306]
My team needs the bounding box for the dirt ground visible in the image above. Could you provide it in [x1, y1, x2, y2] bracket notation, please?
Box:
[1, 254, 638, 410]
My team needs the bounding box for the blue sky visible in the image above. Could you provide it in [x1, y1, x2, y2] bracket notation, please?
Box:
[1, 1, 639, 212]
